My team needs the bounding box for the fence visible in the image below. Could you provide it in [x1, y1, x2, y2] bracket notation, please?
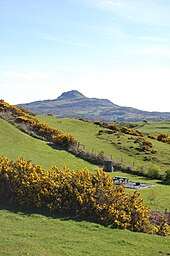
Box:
[76, 143, 136, 169]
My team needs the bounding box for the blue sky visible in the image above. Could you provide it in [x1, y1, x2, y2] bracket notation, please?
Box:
[1, 0, 170, 111]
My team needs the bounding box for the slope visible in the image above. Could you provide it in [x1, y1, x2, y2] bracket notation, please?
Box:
[0, 117, 96, 171]
[0, 207, 170, 256]
[37, 115, 170, 176]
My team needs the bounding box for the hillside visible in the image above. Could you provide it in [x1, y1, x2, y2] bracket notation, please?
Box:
[1, 100, 170, 178]
[0, 117, 96, 171]
[1, 207, 170, 256]
[0, 100, 170, 232]
[17, 90, 170, 122]
[37, 115, 170, 177]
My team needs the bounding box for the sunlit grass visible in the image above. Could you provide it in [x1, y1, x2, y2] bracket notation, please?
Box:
[0, 206, 170, 256]
[0, 118, 96, 171]
[37, 116, 170, 174]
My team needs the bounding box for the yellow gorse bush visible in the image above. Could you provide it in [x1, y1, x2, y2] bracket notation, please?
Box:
[94, 120, 144, 137]
[0, 100, 34, 116]
[157, 133, 170, 144]
[0, 100, 77, 148]
[148, 132, 170, 144]
[0, 156, 169, 235]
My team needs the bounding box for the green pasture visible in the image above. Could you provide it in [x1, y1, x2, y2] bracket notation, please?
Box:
[0, 118, 96, 171]
[0, 116, 170, 255]
[1, 116, 169, 211]
[37, 116, 170, 174]
[37, 116, 143, 165]
[137, 121, 170, 136]
[0, 206, 170, 256]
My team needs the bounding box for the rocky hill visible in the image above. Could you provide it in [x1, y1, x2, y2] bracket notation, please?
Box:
[17, 90, 170, 122]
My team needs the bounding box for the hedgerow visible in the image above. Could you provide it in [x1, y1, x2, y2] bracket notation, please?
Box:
[0, 100, 77, 148]
[0, 100, 35, 116]
[148, 132, 170, 145]
[0, 156, 169, 236]
[94, 121, 143, 136]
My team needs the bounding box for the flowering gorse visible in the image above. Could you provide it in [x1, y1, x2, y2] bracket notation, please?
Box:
[0, 156, 169, 236]
[0, 100, 77, 148]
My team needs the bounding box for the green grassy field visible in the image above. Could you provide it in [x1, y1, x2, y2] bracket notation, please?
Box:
[35, 116, 170, 211]
[0, 116, 170, 255]
[137, 121, 170, 136]
[1, 116, 169, 211]
[0, 206, 170, 256]
[0, 118, 96, 171]
[37, 116, 170, 174]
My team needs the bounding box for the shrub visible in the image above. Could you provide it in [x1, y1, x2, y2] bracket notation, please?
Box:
[1, 156, 168, 235]
[147, 167, 160, 179]
[163, 170, 170, 183]
[134, 138, 153, 152]
[157, 133, 170, 144]
[0, 101, 77, 148]
[148, 134, 157, 140]
[121, 126, 143, 137]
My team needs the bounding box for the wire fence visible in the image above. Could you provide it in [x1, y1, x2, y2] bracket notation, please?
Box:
[77, 143, 136, 169]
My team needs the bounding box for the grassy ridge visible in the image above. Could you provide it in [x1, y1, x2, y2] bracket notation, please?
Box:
[0, 118, 96, 171]
[0, 207, 170, 256]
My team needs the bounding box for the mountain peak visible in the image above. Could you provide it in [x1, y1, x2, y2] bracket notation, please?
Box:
[58, 90, 85, 100]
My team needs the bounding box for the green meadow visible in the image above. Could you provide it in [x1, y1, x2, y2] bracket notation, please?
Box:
[1, 116, 170, 211]
[0, 206, 170, 256]
[0, 117, 96, 171]
[37, 116, 170, 174]
[0, 115, 170, 255]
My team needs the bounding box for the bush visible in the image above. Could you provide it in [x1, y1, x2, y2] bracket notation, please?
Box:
[1, 156, 168, 235]
[148, 134, 157, 140]
[0, 101, 77, 148]
[157, 133, 170, 144]
[163, 170, 170, 183]
[147, 167, 160, 179]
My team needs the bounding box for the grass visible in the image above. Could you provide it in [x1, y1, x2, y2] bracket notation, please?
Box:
[37, 116, 170, 174]
[1, 116, 170, 255]
[37, 116, 141, 164]
[0, 117, 97, 171]
[109, 171, 170, 211]
[0, 205, 170, 256]
[1, 116, 169, 210]
[137, 121, 170, 136]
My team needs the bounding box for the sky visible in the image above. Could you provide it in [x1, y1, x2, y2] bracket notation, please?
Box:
[1, 0, 170, 112]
